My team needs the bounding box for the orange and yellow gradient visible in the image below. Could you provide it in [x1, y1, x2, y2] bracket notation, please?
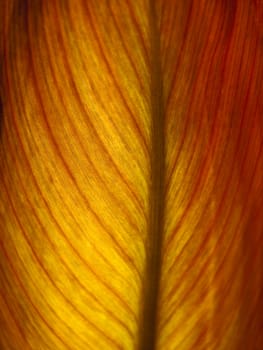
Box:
[0, 1, 262, 349]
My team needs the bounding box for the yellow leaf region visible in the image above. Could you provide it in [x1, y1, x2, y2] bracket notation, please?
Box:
[0, 1, 263, 349]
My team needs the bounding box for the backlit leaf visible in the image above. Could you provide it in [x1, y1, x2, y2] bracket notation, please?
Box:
[1, 1, 262, 349]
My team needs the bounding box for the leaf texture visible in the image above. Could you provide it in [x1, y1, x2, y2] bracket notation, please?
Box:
[157, 1, 263, 349]
[0, 1, 263, 350]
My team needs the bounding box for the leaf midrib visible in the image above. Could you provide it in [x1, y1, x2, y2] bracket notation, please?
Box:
[138, 2, 165, 349]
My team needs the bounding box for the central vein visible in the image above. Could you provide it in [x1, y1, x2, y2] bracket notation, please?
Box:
[138, 2, 165, 349]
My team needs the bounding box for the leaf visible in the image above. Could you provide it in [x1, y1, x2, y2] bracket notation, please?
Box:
[0, 1, 262, 349]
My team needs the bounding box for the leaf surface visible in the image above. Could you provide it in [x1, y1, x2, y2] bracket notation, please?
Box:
[0, 1, 263, 350]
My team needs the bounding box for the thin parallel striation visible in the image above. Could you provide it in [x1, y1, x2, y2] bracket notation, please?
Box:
[85, 2, 149, 157]
[158, 1, 263, 349]
[1, 1, 152, 349]
[1, 1, 262, 350]
[125, 0, 151, 67]
[161, 0, 195, 108]
[1, 91, 135, 336]
[2, 32, 127, 342]
[63, 2, 149, 218]
[159, 2, 228, 341]
[44, 2, 143, 278]
[1, 69, 136, 324]
[0, 287, 29, 348]
[165, 0, 235, 265]
[0, 238, 72, 350]
[163, 0, 215, 190]
[109, 3, 146, 95]
[2, 112, 134, 338]
[26, 2, 141, 286]
[35, 3, 142, 282]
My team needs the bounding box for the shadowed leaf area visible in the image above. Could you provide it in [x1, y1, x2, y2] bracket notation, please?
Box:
[0, 1, 263, 349]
